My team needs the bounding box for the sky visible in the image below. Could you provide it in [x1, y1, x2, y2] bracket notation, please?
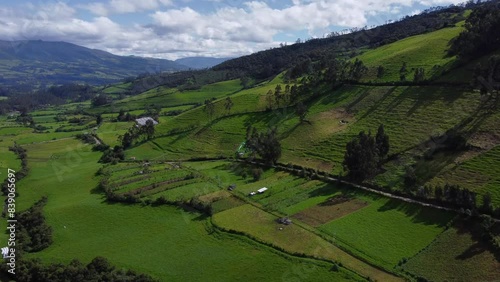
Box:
[0, 0, 465, 60]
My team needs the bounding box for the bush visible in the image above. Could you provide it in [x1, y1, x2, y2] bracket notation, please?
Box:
[252, 168, 263, 181]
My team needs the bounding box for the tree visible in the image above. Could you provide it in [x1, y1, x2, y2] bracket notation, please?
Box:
[99, 146, 125, 164]
[87, 257, 114, 274]
[284, 84, 291, 104]
[375, 124, 390, 160]
[204, 99, 215, 119]
[144, 120, 155, 140]
[96, 114, 103, 125]
[472, 55, 500, 97]
[274, 84, 282, 107]
[343, 131, 378, 181]
[240, 76, 251, 88]
[348, 59, 368, 81]
[224, 97, 234, 114]
[435, 186, 443, 201]
[121, 132, 133, 149]
[413, 68, 425, 82]
[91, 94, 110, 107]
[482, 192, 493, 213]
[265, 90, 274, 110]
[117, 109, 125, 121]
[257, 127, 282, 164]
[252, 168, 264, 181]
[343, 125, 390, 181]
[290, 84, 299, 103]
[377, 65, 385, 78]
[400, 62, 407, 74]
[295, 102, 308, 123]
[404, 166, 417, 189]
[450, 2, 500, 59]
[399, 62, 408, 81]
[245, 127, 282, 164]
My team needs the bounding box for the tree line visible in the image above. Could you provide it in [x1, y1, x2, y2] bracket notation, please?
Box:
[7, 256, 157, 282]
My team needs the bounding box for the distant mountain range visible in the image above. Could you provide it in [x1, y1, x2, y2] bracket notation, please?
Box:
[175, 57, 232, 69]
[0, 40, 226, 87]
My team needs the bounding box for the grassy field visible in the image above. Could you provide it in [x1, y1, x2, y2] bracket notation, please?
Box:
[8, 139, 363, 282]
[96, 121, 133, 146]
[213, 204, 402, 282]
[90, 79, 243, 114]
[292, 197, 368, 227]
[356, 25, 462, 82]
[320, 196, 454, 270]
[431, 144, 500, 206]
[175, 163, 458, 278]
[403, 220, 500, 281]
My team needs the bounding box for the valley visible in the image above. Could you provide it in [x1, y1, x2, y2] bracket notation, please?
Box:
[1, 2, 500, 281]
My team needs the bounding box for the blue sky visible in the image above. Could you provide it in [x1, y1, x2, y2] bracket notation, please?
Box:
[0, 0, 464, 60]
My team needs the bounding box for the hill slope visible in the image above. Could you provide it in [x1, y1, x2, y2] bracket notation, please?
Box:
[175, 57, 232, 69]
[0, 40, 188, 86]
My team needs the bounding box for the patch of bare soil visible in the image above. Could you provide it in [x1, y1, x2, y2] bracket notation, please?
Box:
[292, 195, 368, 227]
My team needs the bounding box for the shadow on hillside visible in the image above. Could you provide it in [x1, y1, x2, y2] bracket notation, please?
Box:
[357, 86, 397, 121]
[243, 108, 295, 129]
[456, 242, 486, 260]
[377, 198, 450, 227]
[318, 88, 352, 106]
[414, 150, 461, 183]
[346, 88, 370, 113]
[307, 183, 336, 198]
[382, 86, 467, 117]
[456, 96, 498, 136]
[280, 123, 301, 139]
[168, 129, 193, 145]
[453, 219, 500, 261]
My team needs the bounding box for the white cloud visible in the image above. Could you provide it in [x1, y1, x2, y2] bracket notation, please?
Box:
[0, 0, 467, 60]
[82, 3, 109, 17]
[83, 0, 174, 15]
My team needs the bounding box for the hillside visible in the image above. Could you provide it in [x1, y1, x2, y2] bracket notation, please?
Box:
[0, 40, 188, 87]
[175, 57, 232, 69]
[1, 2, 500, 282]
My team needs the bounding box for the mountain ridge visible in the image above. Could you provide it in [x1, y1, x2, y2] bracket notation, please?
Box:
[0, 40, 188, 87]
[175, 56, 232, 69]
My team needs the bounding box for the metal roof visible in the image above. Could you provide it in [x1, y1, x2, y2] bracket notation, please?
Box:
[135, 117, 158, 126]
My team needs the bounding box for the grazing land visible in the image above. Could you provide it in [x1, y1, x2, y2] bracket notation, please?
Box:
[2, 5, 500, 281]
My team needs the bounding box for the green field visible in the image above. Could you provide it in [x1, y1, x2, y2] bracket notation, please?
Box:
[213, 204, 402, 282]
[403, 220, 500, 281]
[357, 25, 462, 82]
[320, 196, 454, 269]
[9, 139, 361, 282]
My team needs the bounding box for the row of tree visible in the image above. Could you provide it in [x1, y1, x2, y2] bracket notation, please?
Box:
[9, 256, 157, 282]
[1, 144, 29, 195]
[16, 197, 53, 253]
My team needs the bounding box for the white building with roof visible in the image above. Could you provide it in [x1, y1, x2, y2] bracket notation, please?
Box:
[135, 117, 158, 127]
